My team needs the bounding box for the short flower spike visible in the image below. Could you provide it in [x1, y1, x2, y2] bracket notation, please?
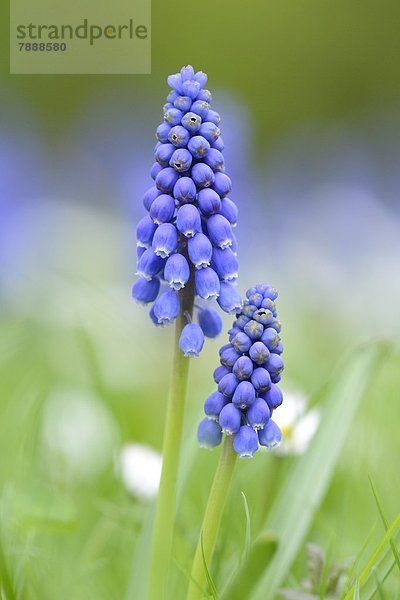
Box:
[132, 65, 240, 355]
[198, 283, 285, 457]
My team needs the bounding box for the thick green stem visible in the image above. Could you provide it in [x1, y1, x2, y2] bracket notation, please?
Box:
[148, 281, 194, 600]
[187, 435, 237, 600]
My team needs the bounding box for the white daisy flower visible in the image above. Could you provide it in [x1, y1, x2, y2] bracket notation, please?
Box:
[273, 390, 320, 455]
[119, 443, 162, 502]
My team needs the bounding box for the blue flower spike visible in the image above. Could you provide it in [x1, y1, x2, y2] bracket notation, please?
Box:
[198, 283, 285, 457]
[132, 65, 240, 355]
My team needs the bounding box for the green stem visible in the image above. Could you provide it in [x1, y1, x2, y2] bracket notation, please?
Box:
[148, 280, 194, 600]
[187, 435, 237, 600]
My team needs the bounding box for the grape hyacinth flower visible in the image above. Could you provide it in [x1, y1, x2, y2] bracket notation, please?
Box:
[198, 283, 284, 458]
[132, 65, 240, 355]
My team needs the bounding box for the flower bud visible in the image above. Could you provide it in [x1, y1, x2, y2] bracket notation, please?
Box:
[218, 373, 240, 397]
[164, 107, 183, 125]
[187, 135, 211, 159]
[176, 204, 201, 237]
[156, 122, 171, 143]
[191, 163, 215, 188]
[150, 162, 163, 180]
[219, 403, 241, 435]
[152, 223, 178, 258]
[246, 398, 270, 431]
[188, 233, 212, 268]
[132, 277, 160, 304]
[265, 353, 284, 377]
[181, 111, 202, 132]
[197, 188, 221, 216]
[204, 391, 228, 421]
[261, 327, 281, 351]
[232, 381, 256, 409]
[258, 419, 282, 448]
[197, 89, 212, 103]
[153, 290, 180, 325]
[182, 79, 200, 99]
[173, 95, 192, 112]
[250, 367, 271, 393]
[197, 418, 222, 449]
[194, 70, 207, 87]
[179, 323, 205, 357]
[180, 65, 195, 81]
[195, 267, 220, 300]
[217, 282, 242, 314]
[167, 73, 184, 94]
[211, 136, 224, 151]
[243, 319, 264, 340]
[136, 248, 165, 281]
[143, 185, 160, 211]
[253, 308, 275, 326]
[213, 365, 230, 384]
[231, 331, 252, 353]
[212, 172, 232, 197]
[204, 148, 225, 172]
[261, 383, 283, 410]
[206, 109, 221, 125]
[199, 121, 220, 142]
[155, 167, 179, 193]
[211, 247, 238, 281]
[220, 198, 238, 226]
[190, 100, 210, 119]
[198, 307, 223, 338]
[249, 341, 270, 365]
[170, 148, 193, 172]
[207, 214, 233, 249]
[232, 356, 254, 381]
[168, 125, 190, 148]
[220, 344, 241, 367]
[233, 426, 259, 458]
[164, 253, 190, 290]
[155, 143, 175, 167]
[149, 194, 175, 225]
[173, 176, 196, 203]
[136, 214, 157, 248]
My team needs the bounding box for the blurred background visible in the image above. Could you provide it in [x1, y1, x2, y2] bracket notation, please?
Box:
[1, 1, 399, 598]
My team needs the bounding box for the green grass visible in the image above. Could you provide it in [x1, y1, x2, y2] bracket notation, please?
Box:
[0, 307, 399, 599]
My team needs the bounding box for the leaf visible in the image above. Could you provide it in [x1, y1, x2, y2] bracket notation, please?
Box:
[371, 567, 386, 600]
[246, 343, 388, 600]
[363, 552, 396, 600]
[220, 532, 277, 600]
[124, 504, 154, 600]
[241, 491, 251, 562]
[201, 532, 218, 599]
[343, 511, 400, 599]
[353, 581, 360, 600]
[368, 475, 400, 574]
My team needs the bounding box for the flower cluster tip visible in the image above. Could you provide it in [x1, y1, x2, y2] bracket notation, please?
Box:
[198, 283, 284, 457]
[132, 65, 240, 356]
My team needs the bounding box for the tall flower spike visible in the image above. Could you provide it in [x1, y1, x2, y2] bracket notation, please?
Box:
[132, 65, 240, 354]
[198, 283, 285, 457]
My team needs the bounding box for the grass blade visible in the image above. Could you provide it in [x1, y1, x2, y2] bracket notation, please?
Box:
[240, 491, 251, 562]
[247, 343, 387, 600]
[343, 511, 400, 599]
[372, 567, 387, 600]
[201, 532, 218, 599]
[220, 533, 277, 600]
[368, 475, 400, 574]
[353, 581, 360, 600]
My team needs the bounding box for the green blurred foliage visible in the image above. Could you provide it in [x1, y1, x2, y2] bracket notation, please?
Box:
[1, 1, 400, 598]
[2, 0, 400, 148]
